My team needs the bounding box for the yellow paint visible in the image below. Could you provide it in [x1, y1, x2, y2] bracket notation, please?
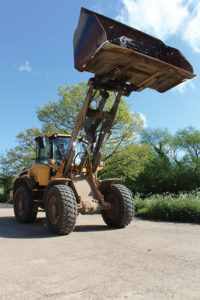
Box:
[29, 164, 50, 186]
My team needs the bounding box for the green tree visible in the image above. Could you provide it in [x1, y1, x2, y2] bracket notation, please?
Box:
[132, 153, 173, 196]
[140, 128, 173, 159]
[175, 126, 200, 172]
[0, 128, 40, 176]
[0, 175, 13, 202]
[134, 127, 200, 196]
[36, 83, 89, 134]
[99, 143, 152, 191]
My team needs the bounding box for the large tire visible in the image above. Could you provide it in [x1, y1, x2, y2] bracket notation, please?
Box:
[102, 184, 134, 228]
[45, 185, 77, 235]
[14, 186, 37, 223]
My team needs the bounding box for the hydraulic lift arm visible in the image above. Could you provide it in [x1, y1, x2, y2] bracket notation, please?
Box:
[64, 77, 127, 176]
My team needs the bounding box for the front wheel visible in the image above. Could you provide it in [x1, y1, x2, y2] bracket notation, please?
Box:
[45, 185, 77, 235]
[14, 186, 37, 223]
[102, 184, 134, 228]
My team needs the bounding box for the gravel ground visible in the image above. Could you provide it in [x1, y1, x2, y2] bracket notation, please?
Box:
[0, 205, 200, 300]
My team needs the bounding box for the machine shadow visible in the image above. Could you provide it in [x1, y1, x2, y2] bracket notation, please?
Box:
[0, 216, 53, 239]
[0, 216, 117, 239]
[74, 224, 117, 232]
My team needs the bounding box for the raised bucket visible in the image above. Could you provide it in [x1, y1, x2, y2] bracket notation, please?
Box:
[74, 8, 195, 93]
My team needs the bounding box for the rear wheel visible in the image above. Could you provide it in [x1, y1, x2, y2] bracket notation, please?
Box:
[102, 184, 134, 228]
[45, 185, 77, 235]
[14, 186, 37, 223]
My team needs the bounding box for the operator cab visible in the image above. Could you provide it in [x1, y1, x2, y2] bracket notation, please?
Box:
[35, 134, 84, 165]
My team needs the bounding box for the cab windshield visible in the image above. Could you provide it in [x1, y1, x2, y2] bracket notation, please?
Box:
[53, 136, 84, 164]
[36, 135, 84, 165]
[53, 136, 70, 161]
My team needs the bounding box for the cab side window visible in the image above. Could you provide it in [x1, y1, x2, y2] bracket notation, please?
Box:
[37, 136, 51, 164]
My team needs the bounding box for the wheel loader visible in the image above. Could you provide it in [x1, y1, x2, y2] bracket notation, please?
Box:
[11, 8, 195, 235]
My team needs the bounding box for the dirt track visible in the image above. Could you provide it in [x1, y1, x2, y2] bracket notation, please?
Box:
[0, 204, 200, 300]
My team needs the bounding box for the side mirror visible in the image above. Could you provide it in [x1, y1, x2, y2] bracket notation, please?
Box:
[36, 136, 46, 148]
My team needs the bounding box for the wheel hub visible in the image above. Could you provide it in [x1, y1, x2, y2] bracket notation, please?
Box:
[49, 197, 59, 224]
[105, 194, 120, 219]
[17, 194, 24, 216]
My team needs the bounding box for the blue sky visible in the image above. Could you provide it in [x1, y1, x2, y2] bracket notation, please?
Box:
[0, 0, 199, 154]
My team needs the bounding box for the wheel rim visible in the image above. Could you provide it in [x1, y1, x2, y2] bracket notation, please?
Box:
[49, 196, 60, 224]
[105, 194, 120, 219]
[16, 193, 24, 216]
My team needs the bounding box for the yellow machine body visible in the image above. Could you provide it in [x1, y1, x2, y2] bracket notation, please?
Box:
[11, 7, 195, 235]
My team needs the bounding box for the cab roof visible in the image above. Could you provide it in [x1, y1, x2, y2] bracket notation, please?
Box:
[35, 133, 71, 139]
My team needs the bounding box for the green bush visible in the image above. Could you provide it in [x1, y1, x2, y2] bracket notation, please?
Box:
[0, 175, 13, 203]
[135, 192, 200, 223]
[135, 197, 149, 211]
[0, 194, 8, 203]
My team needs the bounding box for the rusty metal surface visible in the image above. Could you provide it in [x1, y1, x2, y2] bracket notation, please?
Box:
[74, 7, 195, 93]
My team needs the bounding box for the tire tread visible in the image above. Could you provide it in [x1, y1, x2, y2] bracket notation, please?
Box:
[46, 184, 77, 235]
[102, 184, 134, 228]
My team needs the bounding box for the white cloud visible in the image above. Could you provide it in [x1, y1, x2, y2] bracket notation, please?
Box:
[184, 2, 200, 52]
[138, 113, 147, 128]
[173, 79, 196, 94]
[117, 0, 200, 52]
[19, 61, 32, 72]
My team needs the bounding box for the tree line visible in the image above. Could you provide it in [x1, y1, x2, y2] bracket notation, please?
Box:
[115, 126, 200, 196]
[0, 82, 200, 202]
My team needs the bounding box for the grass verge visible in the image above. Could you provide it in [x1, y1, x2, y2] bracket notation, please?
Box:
[135, 192, 200, 223]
